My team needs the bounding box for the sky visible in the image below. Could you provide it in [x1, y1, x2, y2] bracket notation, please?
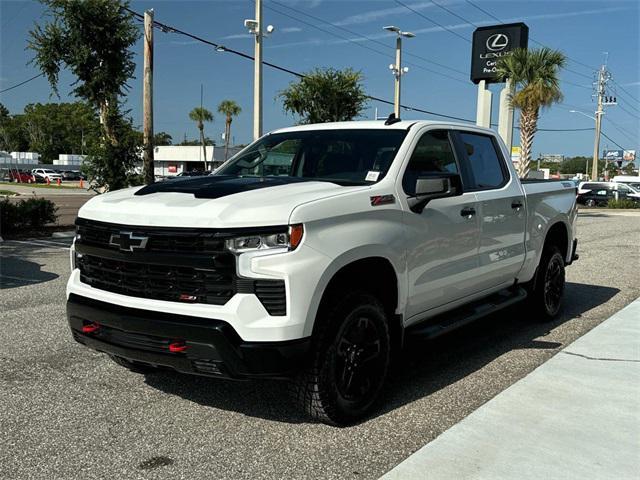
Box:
[1, 0, 639, 158]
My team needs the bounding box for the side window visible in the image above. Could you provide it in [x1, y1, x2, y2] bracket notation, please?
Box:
[459, 132, 506, 189]
[402, 130, 458, 195]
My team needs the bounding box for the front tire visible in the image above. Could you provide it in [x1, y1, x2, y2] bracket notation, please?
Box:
[526, 245, 566, 321]
[292, 292, 391, 426]
[585, 199, 596, 207]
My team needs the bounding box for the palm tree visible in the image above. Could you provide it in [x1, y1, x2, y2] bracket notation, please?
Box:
[188, 107, 214, 169]
[217, 100, 242, 161]
[496, 47, 566, 178]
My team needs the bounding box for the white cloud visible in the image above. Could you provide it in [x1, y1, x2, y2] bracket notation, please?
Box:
[269, 6, 631, 50]
[334, 1, 439, 27]
[621, 81, 640, 87]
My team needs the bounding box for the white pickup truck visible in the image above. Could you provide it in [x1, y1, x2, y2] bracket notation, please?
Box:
[67, 120, 578, 425]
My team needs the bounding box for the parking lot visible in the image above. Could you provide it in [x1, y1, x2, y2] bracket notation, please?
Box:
[1, 210, 639, 480]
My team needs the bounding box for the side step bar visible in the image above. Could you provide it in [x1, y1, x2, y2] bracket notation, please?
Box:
[406, 287, 528, 341]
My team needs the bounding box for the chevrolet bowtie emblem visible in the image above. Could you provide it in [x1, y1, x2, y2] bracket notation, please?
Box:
[109, 232, 149, 252]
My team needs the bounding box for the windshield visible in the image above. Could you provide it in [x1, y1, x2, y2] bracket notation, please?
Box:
[216, 129, 408, 185]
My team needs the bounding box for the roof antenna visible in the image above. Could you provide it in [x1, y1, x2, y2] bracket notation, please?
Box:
[384, 113, 401, 125]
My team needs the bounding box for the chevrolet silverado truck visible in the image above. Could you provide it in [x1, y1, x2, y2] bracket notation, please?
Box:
[67, 120, 578, 425]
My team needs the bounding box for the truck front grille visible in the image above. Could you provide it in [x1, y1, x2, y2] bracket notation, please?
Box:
[74, 218, 287, 314]
[78, 255, 236, 305]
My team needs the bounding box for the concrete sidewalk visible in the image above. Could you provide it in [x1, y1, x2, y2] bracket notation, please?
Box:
[382, 298, 640, 480]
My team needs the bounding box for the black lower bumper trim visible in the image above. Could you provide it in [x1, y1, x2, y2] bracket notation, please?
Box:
[67, 294, 310, 379]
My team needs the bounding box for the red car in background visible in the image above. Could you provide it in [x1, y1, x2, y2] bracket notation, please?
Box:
[8, 170, 36, 183]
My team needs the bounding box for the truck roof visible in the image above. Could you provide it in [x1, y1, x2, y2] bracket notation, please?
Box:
[272, 120, 495, 135]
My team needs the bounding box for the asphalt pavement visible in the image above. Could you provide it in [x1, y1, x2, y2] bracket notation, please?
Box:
[1, 211, 639, 480]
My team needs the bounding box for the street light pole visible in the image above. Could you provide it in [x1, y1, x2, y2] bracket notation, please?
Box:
[253, 0, 263, 141]
[245, 1, 274, 141]
[384, 26, 414, 118]
[394, 35, 402, 117]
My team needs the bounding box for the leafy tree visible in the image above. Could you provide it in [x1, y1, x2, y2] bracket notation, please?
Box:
[23, 102, 100, 162]
[622, 162, 636, 175]
[28, 0, 140, 189]
[497, 48, 566, 178]
[83, 111, 142, 191]
[178, 137, 215, 147]
[0, 103, 9, 121]
[279, 68, 368, 124]
[0, 112, 29, 153]
[154, 131, 173, 146]
[189, 107, 214, 169]
[217, 100, 241, 161]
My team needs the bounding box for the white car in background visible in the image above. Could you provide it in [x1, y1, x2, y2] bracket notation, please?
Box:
[32, 168, 63, 182]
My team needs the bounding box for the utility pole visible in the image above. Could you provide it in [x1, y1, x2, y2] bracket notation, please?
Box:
[384, 26, 414, 118]
[591, 57, 617, 181]
[143, 9, 155, 185]
[592, 65, 604, 181]
[244, 2, 274, 141]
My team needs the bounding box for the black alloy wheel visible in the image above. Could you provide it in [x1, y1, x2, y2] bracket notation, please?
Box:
[292, 292, 391, 426]
[543, 253, 565, 317]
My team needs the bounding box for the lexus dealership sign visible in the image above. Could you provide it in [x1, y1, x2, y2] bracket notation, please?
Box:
[471, 23, 529, 84]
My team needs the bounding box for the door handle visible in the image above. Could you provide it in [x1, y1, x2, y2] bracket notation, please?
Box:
[511, 200, 523, 210]
[460, 207, 476, 217]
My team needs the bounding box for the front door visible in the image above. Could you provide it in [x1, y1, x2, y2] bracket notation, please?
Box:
[402, 128, 481, 320]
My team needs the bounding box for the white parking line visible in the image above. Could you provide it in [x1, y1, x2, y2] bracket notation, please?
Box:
[6, 239, 71, 250]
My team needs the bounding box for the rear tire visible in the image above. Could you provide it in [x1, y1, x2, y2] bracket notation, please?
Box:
[585, 199, 596, 207]
[525, 245, 566, 322]
[109, 354, 159, 374]
[291, 292, 391, 426]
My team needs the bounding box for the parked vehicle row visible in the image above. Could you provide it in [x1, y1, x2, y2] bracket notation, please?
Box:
[577, 181, 640, 207]
[0, 168, 85, 183]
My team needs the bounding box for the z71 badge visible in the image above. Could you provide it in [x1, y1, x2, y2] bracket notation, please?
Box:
[370, 194, 395, 206]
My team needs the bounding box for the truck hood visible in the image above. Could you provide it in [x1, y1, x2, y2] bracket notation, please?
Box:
[78, 176, 368, 228]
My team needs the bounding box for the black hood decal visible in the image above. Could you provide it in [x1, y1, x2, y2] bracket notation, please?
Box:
[134, 175, 318, 199]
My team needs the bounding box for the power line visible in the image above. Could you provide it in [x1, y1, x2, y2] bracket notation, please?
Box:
[429, 0, 479, 28]
[603, 117, 638, 145]
[0, 73, 45, 94]
[123, 6, 601, 133]
[617, 103, 640, 121]
[600, 130, 626, 150]
[612, 80, 640, 104]
[263, 1, 470, 85]
[394, 0, 470, 43]
[266, 0, 469, 79]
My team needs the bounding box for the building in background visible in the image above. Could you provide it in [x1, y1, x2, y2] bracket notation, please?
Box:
[153, 145, 243, 177]
[53, 154, 86, 167]
[539, 154, 564, 163]
[9, 152, 40, 164]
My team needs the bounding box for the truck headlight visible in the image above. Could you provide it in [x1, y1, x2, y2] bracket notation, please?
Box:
[225, 224, 303, 253]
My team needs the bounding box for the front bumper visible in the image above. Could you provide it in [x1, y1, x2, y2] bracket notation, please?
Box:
[67, 294, 310, 379]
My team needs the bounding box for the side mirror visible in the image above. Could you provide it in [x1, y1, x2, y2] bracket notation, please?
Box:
[408, 173, 463, 213]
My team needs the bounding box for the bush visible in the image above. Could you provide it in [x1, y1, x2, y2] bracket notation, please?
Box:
[0, 197, 58, 234]
[607, 199, 640, 209]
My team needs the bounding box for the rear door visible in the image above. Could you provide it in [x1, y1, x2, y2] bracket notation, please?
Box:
[453, 130, 526, 292]
[402, 128, 481, 318]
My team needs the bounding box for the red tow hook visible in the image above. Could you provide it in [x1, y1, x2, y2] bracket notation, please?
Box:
[169, 342, 189, 353]
[82, 323, 100, 334]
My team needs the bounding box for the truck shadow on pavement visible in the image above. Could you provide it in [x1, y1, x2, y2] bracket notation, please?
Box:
[0, 256, 59, 289]
[142, 281, 619, 425]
